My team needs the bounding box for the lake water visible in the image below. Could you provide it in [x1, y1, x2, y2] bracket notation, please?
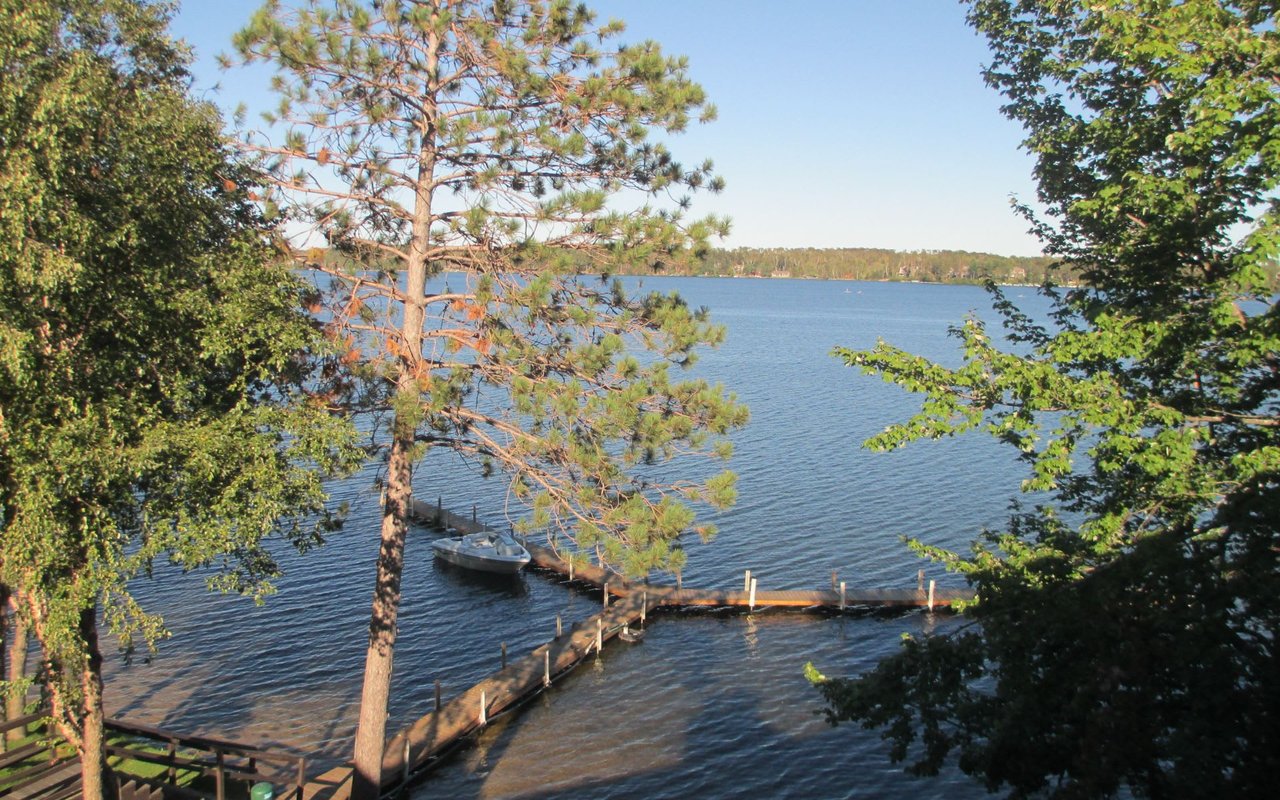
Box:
[104, 277, 1047, 798]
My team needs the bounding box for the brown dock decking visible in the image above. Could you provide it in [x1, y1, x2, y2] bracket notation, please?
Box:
[299, 498, 974, 798]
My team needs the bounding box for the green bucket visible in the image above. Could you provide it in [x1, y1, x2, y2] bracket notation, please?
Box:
[250, 782, 275, 800]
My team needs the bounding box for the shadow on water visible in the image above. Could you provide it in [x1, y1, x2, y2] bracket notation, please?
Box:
[432, 560, 531, 600]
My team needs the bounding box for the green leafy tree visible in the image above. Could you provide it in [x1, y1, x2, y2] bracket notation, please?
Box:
[810, 1, 1280, 796]
[0, 1, 359, 796]
[230, 1, 746, 795]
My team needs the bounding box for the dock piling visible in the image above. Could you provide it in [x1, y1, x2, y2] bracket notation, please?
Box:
[401, 739, 411, 785]
[603, 581, 609, 609]
[479, 691, 487, 725]
[641, 590, 647, 625]
[749, 577, 758, 611]
[839, 581, 846, 610]
[743, 569, 752, 592]
[544, 650, 551, 687]
[596, 618, 603, 654]
[928, 580, 936, 611]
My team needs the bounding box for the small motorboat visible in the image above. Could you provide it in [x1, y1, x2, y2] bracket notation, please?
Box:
[617, 625, 645, 643]
[431, 531, 531, 574]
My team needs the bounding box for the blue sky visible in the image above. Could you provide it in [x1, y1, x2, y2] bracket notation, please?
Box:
[171, 1, 1044, 257]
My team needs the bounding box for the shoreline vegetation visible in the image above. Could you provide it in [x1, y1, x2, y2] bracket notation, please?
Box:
[640, 246, 1065, 285]
[314, 245, 1278, 289]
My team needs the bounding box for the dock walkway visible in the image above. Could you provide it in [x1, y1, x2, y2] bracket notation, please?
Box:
[300, 499, 973, 799]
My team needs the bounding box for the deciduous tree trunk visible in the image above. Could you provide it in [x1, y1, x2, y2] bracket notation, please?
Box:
[2, 590, 29, 749]
[78, 607, 107, 800]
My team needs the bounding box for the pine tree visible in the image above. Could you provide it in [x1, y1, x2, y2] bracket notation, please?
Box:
[230, 1, 747, 794]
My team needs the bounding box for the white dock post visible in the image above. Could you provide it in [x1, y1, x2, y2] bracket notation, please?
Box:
[839, 581, 846, 610]
[479, 690, 487, 725]
[743, 569, 752, 592]
[749, 577, 757, 611]
[596, 618, 603, 653]
[928, 580, 936, 611]
[544, 649, 551, 687]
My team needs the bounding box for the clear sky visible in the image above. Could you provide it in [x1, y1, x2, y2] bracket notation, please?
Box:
[171, 1, 1045, 257]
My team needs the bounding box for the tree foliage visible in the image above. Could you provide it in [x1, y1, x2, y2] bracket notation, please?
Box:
[811, 1, 1280, 797]
[0, 1, 358, 795]
[231, 1, 746, 793]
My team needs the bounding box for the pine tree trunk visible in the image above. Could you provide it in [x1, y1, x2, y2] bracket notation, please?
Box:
[78, 607, 107, 800]
[350, 434, 412, 800]
[3, 592, 29, 749]
[350, 20, 440, 797]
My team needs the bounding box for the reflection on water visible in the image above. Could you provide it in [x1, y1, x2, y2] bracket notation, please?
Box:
[103, 278, 1037, 798]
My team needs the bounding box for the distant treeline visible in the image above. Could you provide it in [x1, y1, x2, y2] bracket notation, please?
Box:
[634, 247, 1066, 285]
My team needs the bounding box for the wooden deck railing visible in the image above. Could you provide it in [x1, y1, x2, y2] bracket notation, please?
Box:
[0, 712, 307, 800]
[104, 718, 308, 800]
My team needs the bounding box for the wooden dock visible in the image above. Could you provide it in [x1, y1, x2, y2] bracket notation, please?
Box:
[298, 498, 973, 799]
[417, 497, 971, 610]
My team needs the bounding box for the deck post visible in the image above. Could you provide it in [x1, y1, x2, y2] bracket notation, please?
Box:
[596, 618, 603, 654]
[215, 749, 226, 800]
[749, 577, 757, 611]
[927, 580, 936, 611]
[569, 560, 574, 582]
[743, 569, 751, 592]
[544, 649, 551, 687]
[166, 738, 178, 784]
[603, 581, 609, 609]
[480, 691, 487, 725]
[839, 581, 846, 610]
[641, 590, 647, 624]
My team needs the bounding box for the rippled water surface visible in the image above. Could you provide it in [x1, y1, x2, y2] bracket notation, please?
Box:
[104, 278, 1048, 798]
